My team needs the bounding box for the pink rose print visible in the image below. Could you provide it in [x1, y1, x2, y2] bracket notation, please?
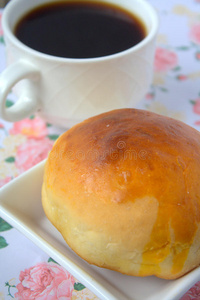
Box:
[180, 281, 200, 300]
[177, 75, 188, 81]
[196, 51, 200, 61]
[195, 120, 200, 126]
[10, 117, 48, 139]
[193, 98, 200, 115]
[154, 47, 178, 72]
[189, 23, 200, 45]
[0, 176, 12, 188]
[145, 92, 154, 100]
[15, 262, 75, 300]
[15, 138, 54, 173]
[0, 13, 3, 36]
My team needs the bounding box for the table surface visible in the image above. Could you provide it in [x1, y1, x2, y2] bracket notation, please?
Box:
[0, 0, 200, 299]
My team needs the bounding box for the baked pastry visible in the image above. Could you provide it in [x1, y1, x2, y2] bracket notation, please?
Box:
[42, 108, 200, 279]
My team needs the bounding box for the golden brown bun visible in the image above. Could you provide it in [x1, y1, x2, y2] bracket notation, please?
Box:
[42, 108, 200, 279]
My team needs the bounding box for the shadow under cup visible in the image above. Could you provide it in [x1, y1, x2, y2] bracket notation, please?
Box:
[1, 0, 159, 128]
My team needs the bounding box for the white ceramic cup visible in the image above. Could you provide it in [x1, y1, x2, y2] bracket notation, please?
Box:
[0, 0, 158, 128]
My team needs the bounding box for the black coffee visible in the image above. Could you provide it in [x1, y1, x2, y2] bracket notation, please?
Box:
[14, 1, 147, 59]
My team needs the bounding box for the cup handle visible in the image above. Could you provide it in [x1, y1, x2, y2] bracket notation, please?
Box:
[0, 59, 40, 122]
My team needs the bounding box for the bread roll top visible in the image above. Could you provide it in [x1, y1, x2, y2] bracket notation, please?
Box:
[43, 108, 200, 279]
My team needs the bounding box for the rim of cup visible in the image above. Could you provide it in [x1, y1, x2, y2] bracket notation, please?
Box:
[2, 0, 159, 64]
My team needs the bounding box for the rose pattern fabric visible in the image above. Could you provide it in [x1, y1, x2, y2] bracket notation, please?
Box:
[180, 282, 200, 300]
[10, 117, 49, 139]
[1, 1, 200, 299]
[2, 258, 99, 300]
[15, 262, 75, 300]
[192, 98, 200, 115]
[0, 13, 3, 36]
[15, 138, 54, 174]
[189, 24, 200, 45]
[0, 176, 12, 188]
[154, 47, 178, 72]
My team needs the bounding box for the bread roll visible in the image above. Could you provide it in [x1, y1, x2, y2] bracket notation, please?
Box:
[42, 108, 200, 279]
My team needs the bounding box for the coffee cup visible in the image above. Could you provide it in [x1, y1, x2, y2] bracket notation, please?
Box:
[0, 0, 158, 128]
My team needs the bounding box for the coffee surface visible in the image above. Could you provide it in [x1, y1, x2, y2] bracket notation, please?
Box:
[14, 1, 147, 59]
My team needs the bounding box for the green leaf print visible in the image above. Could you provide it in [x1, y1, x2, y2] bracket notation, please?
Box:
[159, 87, 168, 92]
[0, 218, 13, 232]
[48, 257, 59, 264]
[5, 99, 14, 108]
[189, 100, 196, 105]
[176, 46, 190, 51]
[5, 282, 16, 298]
[172, 66, 181, 72]
[47, 134, 59, 141]
[74, 282, 86, 291]
[0, 36, 4, 44]
[5, 156, 15, 163]
[0, 236, 8, 249]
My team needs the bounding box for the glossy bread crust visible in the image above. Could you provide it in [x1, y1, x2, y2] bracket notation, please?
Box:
[42, 108, 200, 279]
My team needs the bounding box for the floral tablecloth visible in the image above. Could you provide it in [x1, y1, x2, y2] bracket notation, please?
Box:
[0, 0, 200, 299]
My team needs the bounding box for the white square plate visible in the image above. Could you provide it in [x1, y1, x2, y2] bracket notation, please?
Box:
[0, 160, 199, 300]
